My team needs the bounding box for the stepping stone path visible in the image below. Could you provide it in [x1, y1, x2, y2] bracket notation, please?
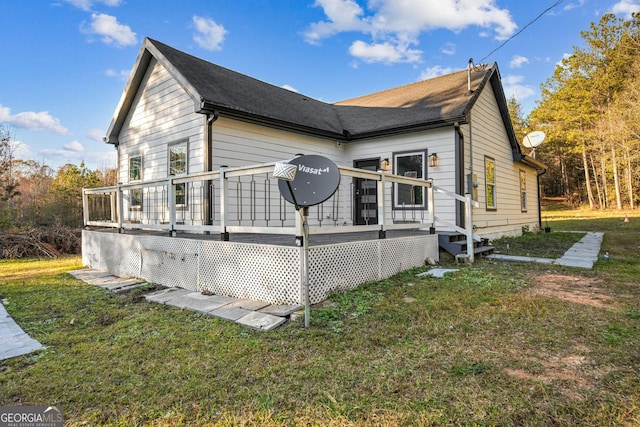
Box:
[486, 231, 604, 270]
[70, 269, 301, 331]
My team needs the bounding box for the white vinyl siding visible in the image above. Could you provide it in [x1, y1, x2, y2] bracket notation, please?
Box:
[465, 82, 541, 238]
[345, 128, 457, 227]
[117, 59, 204, 183]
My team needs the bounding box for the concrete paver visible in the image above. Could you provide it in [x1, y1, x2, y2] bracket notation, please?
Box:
[75, 271, 301, 330]
[0, 302, 42, 361]
[236, 311, 287, 331]
[486, 231, 604, 270]
[417, 268, 459, 278]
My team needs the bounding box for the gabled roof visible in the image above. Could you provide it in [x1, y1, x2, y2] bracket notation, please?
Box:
[106, 38, 519, 154]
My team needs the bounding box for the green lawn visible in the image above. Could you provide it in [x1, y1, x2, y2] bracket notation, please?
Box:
[1, 210, 639, 426]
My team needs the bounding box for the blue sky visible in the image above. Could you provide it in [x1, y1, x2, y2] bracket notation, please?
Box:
[1, 0, 639, 171]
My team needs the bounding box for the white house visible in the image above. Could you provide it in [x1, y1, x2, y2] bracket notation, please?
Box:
[82, 38, 545, 305]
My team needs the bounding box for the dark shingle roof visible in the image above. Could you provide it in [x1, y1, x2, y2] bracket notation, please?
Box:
[149, 38, 347, 137]
[108, 38, 499, 143]
[333, 68, 490, 136]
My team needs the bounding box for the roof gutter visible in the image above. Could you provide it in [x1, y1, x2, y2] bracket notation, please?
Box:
[515, 153, 547, 171]
[200, 101, 468, 142]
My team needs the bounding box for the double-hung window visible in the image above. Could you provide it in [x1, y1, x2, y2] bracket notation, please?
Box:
[520, 170, 527, 211]
[393, 150, 427, 209]
[169, 142, 188, 206]
[129, 154, 142, 209]
[485, 156, 496, 210]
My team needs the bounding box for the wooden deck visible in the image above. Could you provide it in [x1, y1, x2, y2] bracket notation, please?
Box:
[84, 227, 435, 247]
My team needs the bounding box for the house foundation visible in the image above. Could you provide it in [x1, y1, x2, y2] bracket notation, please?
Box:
[82, 229, 439, 305]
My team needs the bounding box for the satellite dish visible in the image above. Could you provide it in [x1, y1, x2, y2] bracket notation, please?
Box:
[277, 155, 341, 207]
[522, 131, 546, 148]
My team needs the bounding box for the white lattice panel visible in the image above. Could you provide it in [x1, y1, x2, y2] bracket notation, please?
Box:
[309, 242, 380, 303]
[380, 235, 439, 278]
[199, 242, 301, 304]
[82, 231, 438, 306]
[103, 233, 141, 278]
[139, 236, 201, 290]
[309, 234, 439, 304]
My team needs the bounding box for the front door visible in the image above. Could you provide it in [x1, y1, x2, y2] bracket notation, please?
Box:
[353, 159, 379, 225]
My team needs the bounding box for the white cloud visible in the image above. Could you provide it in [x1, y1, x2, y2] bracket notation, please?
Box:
[12, 139, 32, 160]
[40, 141, 83, 158]
[39, 141, 117, 169]
[563, 0, 586, 11]
[611, 0, 640, 17]
[349, 40, 422, 64]
[63, 0, 122, 11]
[303, 0, 368, 45]
[0, 104, 69, 135]
[502, 75, 535, 101]
[192, 16, 227, 51]
[510, 55, 529, 69]
[557, 52, 571, 68]
[87, 128, 105, 141]
[65, 140, 84, 152]
[105, 68, 130, 80]
[418, 65, 458, 80]
[282, 85, 299, 92]
[441, 42, 456, 56]
[304, 0, 517, 64]
[82, 13, 137, 48]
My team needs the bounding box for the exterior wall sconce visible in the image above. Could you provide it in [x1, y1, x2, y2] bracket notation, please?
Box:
[429, 153, 439, 168]
[380, 158, 391, 172]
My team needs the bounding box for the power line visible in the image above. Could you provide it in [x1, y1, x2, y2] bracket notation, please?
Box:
[479, 0, 565, 63]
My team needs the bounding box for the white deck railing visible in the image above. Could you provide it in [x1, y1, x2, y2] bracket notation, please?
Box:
[82, 162, 478, 260]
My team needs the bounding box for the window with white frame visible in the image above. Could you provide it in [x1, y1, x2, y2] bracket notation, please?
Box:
[393, 150, 427, 209]
[485, 156, 496, 210]
[520, 170, 527, 211]
[129, 154, 142, 209]
[169, 141, 188, 206]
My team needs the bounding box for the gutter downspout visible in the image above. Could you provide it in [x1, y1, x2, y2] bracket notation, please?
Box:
[537, 168, 547, 231]
[204, 112, 219, 226]
[454, 122, 465, 228]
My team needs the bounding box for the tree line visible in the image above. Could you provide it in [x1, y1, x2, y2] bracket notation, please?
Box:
[0, 125, 115, 229]
[518, 13, 640, 209]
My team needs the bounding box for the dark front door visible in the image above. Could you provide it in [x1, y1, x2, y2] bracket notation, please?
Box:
[353, 159, 379, 225]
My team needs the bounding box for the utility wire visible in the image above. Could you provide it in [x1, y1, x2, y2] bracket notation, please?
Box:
[479, 0, 565, 63]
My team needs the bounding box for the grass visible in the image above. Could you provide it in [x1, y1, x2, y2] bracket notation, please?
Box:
[1, 209, 639, 426]
[491, 230, 585, 258]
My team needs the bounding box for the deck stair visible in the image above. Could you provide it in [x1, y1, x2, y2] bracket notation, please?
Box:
[437, 231, 494, 258]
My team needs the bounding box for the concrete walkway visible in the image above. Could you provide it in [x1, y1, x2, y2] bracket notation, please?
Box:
[486, 231, 604, 269]
[0, 302, 43, 361]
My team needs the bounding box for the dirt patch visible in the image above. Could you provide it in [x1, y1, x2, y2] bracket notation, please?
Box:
[526, 273, 616, 309]
[505, 354, 588, 385]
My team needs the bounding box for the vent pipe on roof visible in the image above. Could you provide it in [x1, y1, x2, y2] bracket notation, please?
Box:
[467, 58, 473, 94]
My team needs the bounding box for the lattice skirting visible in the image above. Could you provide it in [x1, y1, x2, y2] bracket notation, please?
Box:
[82, 230, 438, 305]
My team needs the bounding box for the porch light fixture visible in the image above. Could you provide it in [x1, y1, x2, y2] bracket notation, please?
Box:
[380, 158, 391, 172]
[429, 153, 439, 168]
